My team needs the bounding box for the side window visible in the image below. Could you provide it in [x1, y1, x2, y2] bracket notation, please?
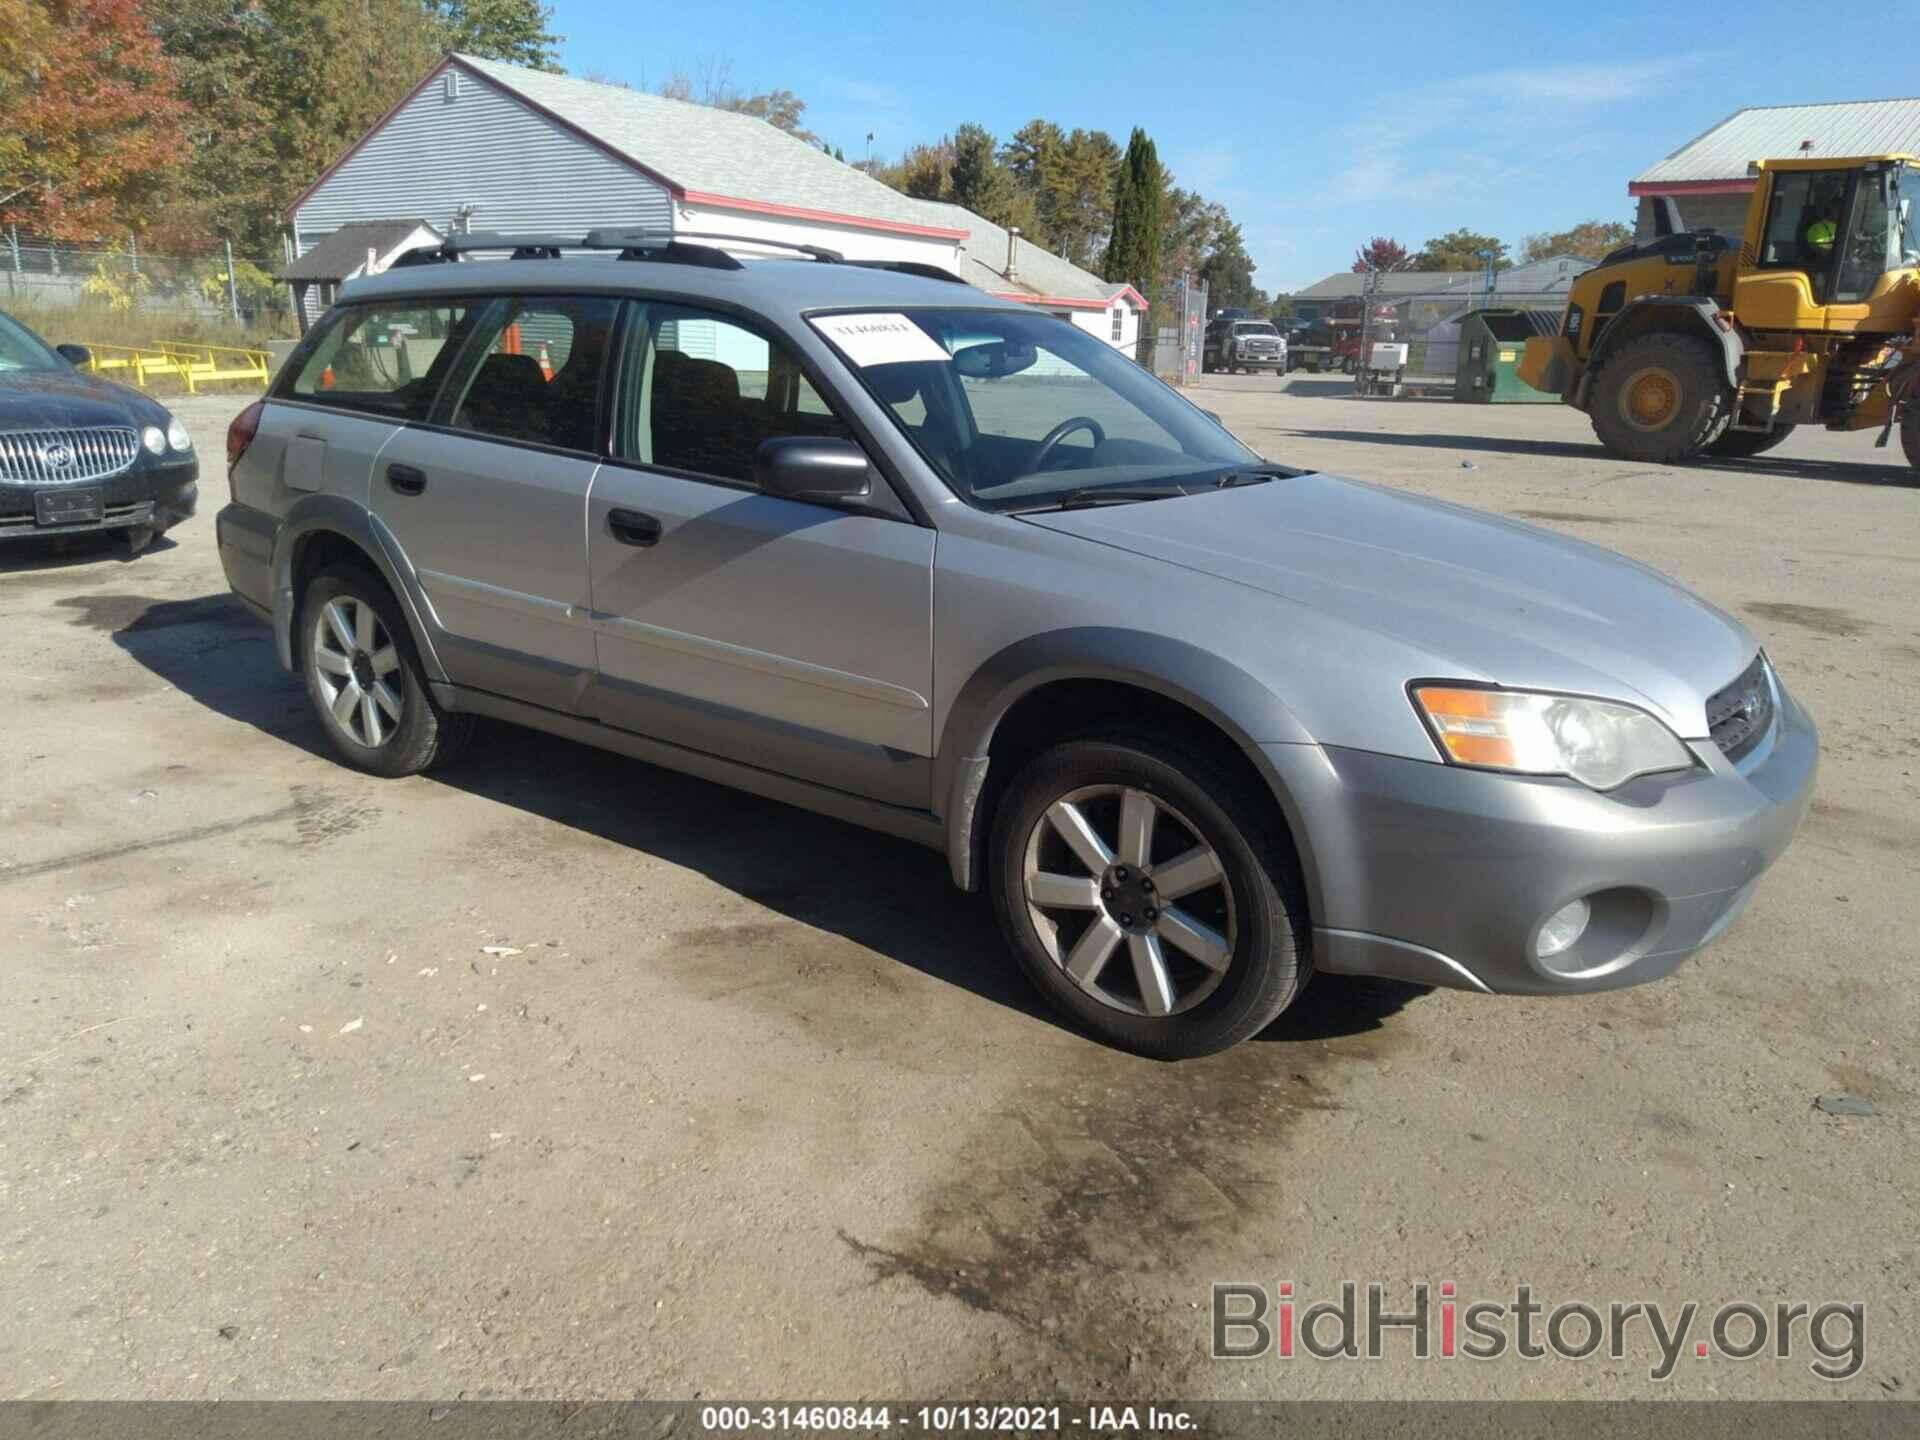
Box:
[1757, 170, 1846, 272]
[286, 302, 473, 419]
[618, 304, 855, 485]
[438, 295, 620, 451]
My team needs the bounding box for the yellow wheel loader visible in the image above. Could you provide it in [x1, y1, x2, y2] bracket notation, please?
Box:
[1520, 154, 1920, 471]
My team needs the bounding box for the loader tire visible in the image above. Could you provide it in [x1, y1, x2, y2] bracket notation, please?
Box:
[1589, 332, 1732, 464]
[1901, 405, 1920, 475]
[1708, 424, 1795, 459]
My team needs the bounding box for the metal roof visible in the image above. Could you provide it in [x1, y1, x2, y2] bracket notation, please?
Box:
[451, 55, 968, 238]
[340, 253, 1035, 321]
[1294, 254, 1592, 302]
[278, 219, 438, 280]
[1634, 98, 1920, 189]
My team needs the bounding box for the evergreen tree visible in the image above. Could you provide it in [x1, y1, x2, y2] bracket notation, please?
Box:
[1102, 127, 1163, 296]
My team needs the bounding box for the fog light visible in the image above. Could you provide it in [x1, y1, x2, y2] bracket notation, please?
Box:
[1536, 898, 1591, 959]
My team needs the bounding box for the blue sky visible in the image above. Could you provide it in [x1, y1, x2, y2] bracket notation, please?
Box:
[552, 1, 1911, 292]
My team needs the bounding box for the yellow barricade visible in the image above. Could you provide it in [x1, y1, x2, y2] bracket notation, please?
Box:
[154, 341, 272, 394]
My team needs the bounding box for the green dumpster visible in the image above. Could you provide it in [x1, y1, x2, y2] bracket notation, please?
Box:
[1455, 308, 1560, 403]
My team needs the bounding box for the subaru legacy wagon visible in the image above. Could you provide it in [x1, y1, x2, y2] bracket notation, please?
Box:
[216, 230, 1816, 1057]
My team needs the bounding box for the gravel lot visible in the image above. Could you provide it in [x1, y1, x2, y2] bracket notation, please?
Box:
[2, 379, 1914, 1402]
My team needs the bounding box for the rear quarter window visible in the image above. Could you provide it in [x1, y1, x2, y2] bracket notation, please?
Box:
[283, 302, 474, 420]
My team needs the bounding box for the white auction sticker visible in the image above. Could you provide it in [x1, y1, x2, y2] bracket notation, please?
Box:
[810, 312, 950, 368]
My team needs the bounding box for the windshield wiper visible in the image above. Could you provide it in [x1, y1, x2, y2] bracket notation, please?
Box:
[1209, 463, 1295, 488]
[1011, 484, 1191, 513]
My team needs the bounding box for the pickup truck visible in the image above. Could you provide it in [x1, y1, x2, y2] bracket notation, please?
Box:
[1202, 318, 1288, 374]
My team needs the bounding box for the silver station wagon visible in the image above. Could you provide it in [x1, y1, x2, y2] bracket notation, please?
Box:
[217, 230, 1816, 1057]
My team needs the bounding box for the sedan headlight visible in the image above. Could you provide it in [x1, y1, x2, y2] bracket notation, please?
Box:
[1411, 685, 1695, 790]
[166, 417, 193, 452]
[141, 425, 167, 456]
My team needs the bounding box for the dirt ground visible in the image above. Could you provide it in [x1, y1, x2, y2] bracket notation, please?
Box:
[2, 379, 1914, 1403]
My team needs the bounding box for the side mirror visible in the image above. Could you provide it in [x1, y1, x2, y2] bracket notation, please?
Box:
[55, 343, 91, 367]
[754, 436, 871, 504]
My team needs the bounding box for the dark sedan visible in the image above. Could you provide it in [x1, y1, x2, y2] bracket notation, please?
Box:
[0, 308, 199, 552]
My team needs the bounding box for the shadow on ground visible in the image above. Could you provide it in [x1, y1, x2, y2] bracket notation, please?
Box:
[1279, 427, 1920, 486]
[0, 529, 178, 575]
[79, 590, 1431, 1051]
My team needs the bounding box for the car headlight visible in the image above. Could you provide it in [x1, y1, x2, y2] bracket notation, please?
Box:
[166, 417, 193, 452]
[141, 425, 167, 456]
[1411, 685, 1695, 791]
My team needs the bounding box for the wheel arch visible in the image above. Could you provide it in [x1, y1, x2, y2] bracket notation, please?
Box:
[269, 496, 446, 682]
[934, 629, 1324, 920]
[1577, 298, 1743, 408]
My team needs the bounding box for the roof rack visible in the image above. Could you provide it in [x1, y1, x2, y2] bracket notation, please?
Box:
[387, 228, 857, 273]
[844, 259, 967, 285]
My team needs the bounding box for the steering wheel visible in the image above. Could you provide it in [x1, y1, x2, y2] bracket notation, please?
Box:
[1030, 416, 1106, 473]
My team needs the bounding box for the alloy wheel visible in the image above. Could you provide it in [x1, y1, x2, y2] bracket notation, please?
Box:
[1021, 784, 1237, 1017]
[310, 595, 404, 749]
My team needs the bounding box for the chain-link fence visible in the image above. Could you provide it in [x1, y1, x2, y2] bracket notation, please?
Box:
[1, 230, 294, 333]
[1141, 274, 1207, 385]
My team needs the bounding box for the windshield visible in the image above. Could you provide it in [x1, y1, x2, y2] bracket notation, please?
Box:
[813, 307, 1260, 512]
[1236, 323, 1279, 336]
[0, 311, 65, 374]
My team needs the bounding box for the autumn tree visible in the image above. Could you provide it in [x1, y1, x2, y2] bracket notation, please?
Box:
[0, 0, 187, 240]
[1414, 227, 1510, 271]
[1520, 219, 1633, 262]
[1002, 119, 1119, 269]
[1352, 236, 1411, 272]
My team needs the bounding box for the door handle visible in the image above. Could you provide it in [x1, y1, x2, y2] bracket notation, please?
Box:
[386, 462, 427, 496]
[606, 507, 662, 547]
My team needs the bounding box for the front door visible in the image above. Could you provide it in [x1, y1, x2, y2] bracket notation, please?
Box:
[585, 301, 935, 808]
[371, 293, 619, 714]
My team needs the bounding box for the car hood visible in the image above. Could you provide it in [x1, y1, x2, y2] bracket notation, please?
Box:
[0, 369, 158, 431]
[1021, 472, 1757, 737]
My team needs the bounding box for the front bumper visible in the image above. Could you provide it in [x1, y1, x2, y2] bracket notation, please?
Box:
[0, 457, 199, 540]
[1265, 684, 1818, 995]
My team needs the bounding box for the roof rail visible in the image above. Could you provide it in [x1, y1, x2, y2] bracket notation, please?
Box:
[388, 228, 854, 274]
[846, 259, 967, 285]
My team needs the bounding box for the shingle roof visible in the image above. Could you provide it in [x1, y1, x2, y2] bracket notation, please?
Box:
[278, 219, 437, 280]
[1634, 98, 1920, 188]
[908, 200, 1139, 307]
[452, 55, 967, 238]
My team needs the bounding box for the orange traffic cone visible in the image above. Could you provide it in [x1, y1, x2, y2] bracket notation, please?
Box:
[319, 364, 335, 390]
[537, 341, 553, 381]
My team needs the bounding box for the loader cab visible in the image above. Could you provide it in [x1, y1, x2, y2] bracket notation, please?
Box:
[1736, 155, 1920, 334]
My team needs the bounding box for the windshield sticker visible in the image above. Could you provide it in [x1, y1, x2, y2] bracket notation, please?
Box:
[810, 312, 949, 368]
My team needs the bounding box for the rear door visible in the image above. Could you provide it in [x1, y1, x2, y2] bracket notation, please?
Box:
[585, 300, 935, 808]
[372, 294, 619, 714]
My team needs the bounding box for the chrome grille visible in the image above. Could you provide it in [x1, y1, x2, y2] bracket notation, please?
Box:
[1706, 653, 1775, 764]
[0, 426, 140, 485]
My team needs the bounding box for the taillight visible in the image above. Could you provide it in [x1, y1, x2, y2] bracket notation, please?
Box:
[227, 400, 264, 470]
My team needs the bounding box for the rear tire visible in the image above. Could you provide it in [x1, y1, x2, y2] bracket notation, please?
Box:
[989, 735, 1310, 1059]
[1708, 423, 1795, 459]
[1588, 331, 1732, 463]
[1900, 404, 1920, 473]
[299, 564, 472, 778]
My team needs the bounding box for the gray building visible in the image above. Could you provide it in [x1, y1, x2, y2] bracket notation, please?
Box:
[1630, 97, 1920, 240]
[1289, 254, 1594, 324]
[285, 53, 1144, 348]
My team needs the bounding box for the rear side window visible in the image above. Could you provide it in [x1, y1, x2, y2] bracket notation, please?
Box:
[437, 295, 620, 452]
[615, 303, 854, 485]
[286, 303, 472, 419]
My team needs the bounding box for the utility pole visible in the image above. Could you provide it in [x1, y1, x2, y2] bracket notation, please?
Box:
[224, 237, 241, 323]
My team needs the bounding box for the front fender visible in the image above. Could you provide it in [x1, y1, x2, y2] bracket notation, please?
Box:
[269, 495, 447, 682]
[933, 627, 1317, 895]
[1576, 298, 1744, 408]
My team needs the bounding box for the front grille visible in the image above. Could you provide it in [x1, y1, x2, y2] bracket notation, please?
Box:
[0, 426, 140, 485]
[1706, 653, 1775, 764]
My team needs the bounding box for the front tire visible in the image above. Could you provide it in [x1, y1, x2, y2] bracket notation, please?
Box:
[1900, 404, 1920, 473]
[1588, 332, 1732, 462]
[989, 737, 1309, 1058]
[300, 565, 471, 777]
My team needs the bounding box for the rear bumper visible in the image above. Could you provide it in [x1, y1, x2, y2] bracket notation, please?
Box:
[1265, 684, 1818, 995]
[0, 458, 198, 540]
